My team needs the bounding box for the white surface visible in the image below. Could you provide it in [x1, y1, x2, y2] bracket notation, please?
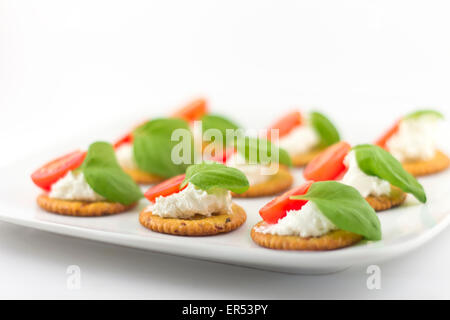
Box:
[1, 0, 450, 298]
[1, 145, 449, 274]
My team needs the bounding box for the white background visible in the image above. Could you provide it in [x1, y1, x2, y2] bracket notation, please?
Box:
[1, 0, 450, 299]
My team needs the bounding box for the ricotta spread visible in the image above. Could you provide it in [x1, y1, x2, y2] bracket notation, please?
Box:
[49, 171, 105, 202]
[386, 116, 439, 162]
[225, 152, 272, 186]
[278, 124, 320, 156]
[341, 151, 391, 197]
[147, 183, 232, 218]
[256, 201, 337, 237]
[115, 143, 138, 170]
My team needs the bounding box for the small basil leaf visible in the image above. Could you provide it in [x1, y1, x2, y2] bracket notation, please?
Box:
[353, 144, 426, 203]
[235, 136, 292, 167]
[82, 141, 143, 205]
[404, 109, 444, 120]
[133, 118, 194, 178]
[201, 114, 241, 144]
[291, 181, 381, 240]
[310, 111, 340, 147]
[182, 162, 249, 194]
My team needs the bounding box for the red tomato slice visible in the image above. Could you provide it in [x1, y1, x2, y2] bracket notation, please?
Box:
[333, 165, 349, 181]
[31, 150, 87, 191]
[212, 147, 236, 164]
[374, 119, 400, 149]
[144, 174, 187, 202]
[171, 98, 208, 122]
[113, 132, 133, 149]
[266, 111, 302, 139]
[113, 120, 149, 149]
[303, 141, 351, 181]
[259, 181, 313, 224]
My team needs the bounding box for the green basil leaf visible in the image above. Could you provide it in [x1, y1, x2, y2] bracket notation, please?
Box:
[310, 111, 340, 147]
[133, 118, 194, 178]
[235, 136, 292, 167]
[353, 144, 426, 203]
[181, 162, 249, 194]
[291, 181, 381, 240]
[82, 141, 143, 205]
[201, 114, 241, 144]
[404, 109, 444, 120]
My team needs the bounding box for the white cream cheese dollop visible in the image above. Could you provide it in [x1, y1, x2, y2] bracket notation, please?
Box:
[386, 116, 439, 162]
[225, 152, 271, 186]
[147, 183, 232, 218]
[257, 201, 337, 237]
[115, 143, 138, 170]
[278, 124, 320, 156]
[49, 171, 105, 202]
[341, 151, 391, 197]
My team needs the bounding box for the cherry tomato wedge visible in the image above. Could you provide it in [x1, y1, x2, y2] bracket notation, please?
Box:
[144, 174, 187, 202]
[303, 141, 351, 181]
[374, 119, 400, 149]
[113, 132, 133, 149]
[31, 150, 87, 191]
[266, 111, 302, 139]
[259, 181, 313, 224]
[113, 120, 149, 149]
[171, 98, 208, 122]
[333, 165, 349, 181]
[211, 147, 236, 164]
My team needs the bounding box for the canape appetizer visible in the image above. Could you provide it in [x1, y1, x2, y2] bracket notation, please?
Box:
[31, 142, 143, 216]
[139, 163, 249, 236]
[211, 137, 293, 197]
[266, 110, 340, 166]
[375, 109, 449, 176]
[251, 181, 381, 250]
[114, 118, 194, 184]
[304, 142, 426, 211]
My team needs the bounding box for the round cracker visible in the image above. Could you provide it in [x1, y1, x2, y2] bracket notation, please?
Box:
[402, 150, 450, 177]
[37, 194, 136, 217]
[122, 167, 165, 184]
[365, 185, 406, 212]
[232, 166, 294, 198]
[291, 148, 323, 167]
[139, 203, 246, 236]
[251, 221, 362, 251]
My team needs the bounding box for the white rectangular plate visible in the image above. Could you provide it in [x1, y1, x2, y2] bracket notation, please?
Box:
[0, 141, 449, 274]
